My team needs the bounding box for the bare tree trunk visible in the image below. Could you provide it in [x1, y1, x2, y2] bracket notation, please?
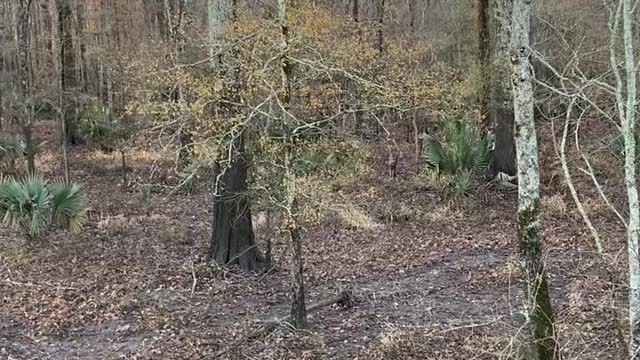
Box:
[408, 0, 416, 31]
[0, 81, 3, 131]
[351, 0, 363, 135]
[490, 0, 516, 176]
[57, 0, 79, 145]
[620, 0, 640, 355]
[208, 0, 235, 69]
[512, 0, 559, 358]
[279, 0, 306, 329]
[375, 0, 384, 54]
[477, 0, 490, 133]
[75, 0, 88, 93]
[171, 0, 194, 170]
[17, 0, 35, 174]
[352, 0, 358, 22]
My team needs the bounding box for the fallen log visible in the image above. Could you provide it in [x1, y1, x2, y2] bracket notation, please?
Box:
[209, 290, 352, 359]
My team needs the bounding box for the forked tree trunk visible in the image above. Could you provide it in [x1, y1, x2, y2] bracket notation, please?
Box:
[491, 0, 516, 176]
[511, 0, 559, 358]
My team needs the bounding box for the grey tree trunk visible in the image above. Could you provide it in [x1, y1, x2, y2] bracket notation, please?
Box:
[17, 0, 35, 174]
[279, 0, 306, 329]
[208, 0, 235, 69]
[490, 0, 516, 176]
[620, 0, 640, 355]
[207, 0, 257, 272]
[511, 0, 559, 358]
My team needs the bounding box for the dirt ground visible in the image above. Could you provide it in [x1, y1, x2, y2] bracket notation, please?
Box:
[0, 120, 628, 359]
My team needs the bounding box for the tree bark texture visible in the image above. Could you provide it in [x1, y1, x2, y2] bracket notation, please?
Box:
[512, 0, 559, 358]
[620, 0, 640, 355]
[17, 0, 35, 174]
[208, 135, 257, 271]
[491, 0, 516, 176]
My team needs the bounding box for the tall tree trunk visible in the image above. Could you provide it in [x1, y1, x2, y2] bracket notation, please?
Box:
[279, 0, 306, 329]
[620, 0, 640, 354]
[57, 0, 79, 145]
[375, 0, 384, 54]
[168, 0, 193, 170]
[512, 0, 559, 358]
[408, 0, 416, 31]
[208, 0, 235, 69]
[207, 0, 257, 272]
[352, 0, 358, 23]
[477, 0, 490, 133]
[75, 0, 88, 93]
[17, 0, 35, 174]
[0, 80, 3, 131]
[351, 0, 363, 135]
[490, 0, 516, 176]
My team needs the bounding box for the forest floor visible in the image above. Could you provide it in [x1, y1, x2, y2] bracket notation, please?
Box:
[0, 120, 629, 359]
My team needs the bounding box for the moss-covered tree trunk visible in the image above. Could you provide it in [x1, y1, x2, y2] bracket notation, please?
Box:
[512, 0, 559, 358]
[490, 0, 516, 176]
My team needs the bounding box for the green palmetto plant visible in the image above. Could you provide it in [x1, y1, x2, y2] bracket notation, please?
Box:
[0, 135, 25, 170]
[0, 175, 87, 238]
[422, 119, 493, 195]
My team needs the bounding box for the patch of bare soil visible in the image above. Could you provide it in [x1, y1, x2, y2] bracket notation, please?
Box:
[0, 120, 625, 359]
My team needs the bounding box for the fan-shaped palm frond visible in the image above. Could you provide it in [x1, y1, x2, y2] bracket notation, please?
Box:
[423, 135, 444, 173]
[422, 119, 493, 177]
[0, 175, 86, 238]
[0, 135, 25, 170]
[50, 180, 88, 234]
[0, 174, 49, 237]
[421, 119, 493, 195]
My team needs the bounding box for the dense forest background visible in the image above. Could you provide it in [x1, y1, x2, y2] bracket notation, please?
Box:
[0, 0, 638, 359]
